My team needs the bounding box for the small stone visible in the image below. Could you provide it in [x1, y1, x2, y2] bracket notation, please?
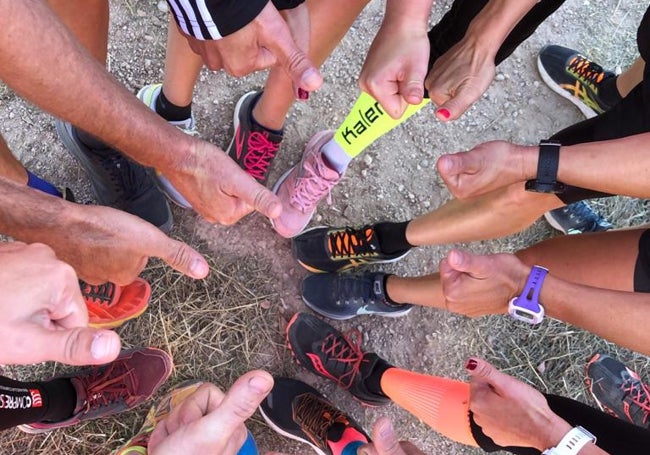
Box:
[495, 73, 505, 81]
[260, 300, 272, 310]
[157, 1, 169, 13]
[363, 155, 373, 166]
[397, 184, 405, 192]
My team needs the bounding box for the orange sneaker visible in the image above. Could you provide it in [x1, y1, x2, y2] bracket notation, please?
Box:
[81, 278, 151, 329]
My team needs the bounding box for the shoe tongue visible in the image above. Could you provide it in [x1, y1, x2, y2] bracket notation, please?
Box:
[69, 377, 88, 415]
[315, 152, 342, 181]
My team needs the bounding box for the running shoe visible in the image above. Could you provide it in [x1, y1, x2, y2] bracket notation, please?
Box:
[113, 380, 203, 454]
[19, 347, 173, 434]
[302, 272, 413, 320]
[293, 224, 410, 273]
[81, 278, 151, 329]
[272, 131, 342, 238]
[544, 201, 613, 235]
[56, 120, 173, 232]
[286, 313, 390, 406]
[260, 377, 369, 455]
[537, 45, 618, 119]
[137, 83, 194, 209]
[226, 91, 283, 185]
[586, 353, 650, 429]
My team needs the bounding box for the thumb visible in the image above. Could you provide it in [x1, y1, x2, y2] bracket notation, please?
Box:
[155, 235, 209, 280]
[235, 179, 282, 220]
[28, 326, 121, 365]
[446, 249, 493, 279]
[466, 357, 510, 392]
[397, 66, 426, 106]
[362, 417, 403, 455]
[437, 151, 478, 180]
[435, 86, 480, 122]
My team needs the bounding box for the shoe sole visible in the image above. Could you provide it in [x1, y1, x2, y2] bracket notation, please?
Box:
[536, 55, 598, 120]
[270, 164, 307, 238]
[302, 294, 413, 321]
[56, 120, 174, 233]
[258, 405, 327, 455]
[294, 225, 412, 273]
[88, 301, 149, 329]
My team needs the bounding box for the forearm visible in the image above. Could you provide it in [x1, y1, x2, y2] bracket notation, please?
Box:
[0, 0, 194, 175]
[464, 0, 539, 56]
[384, 0, 434, 30]
[519, 133, 650, 198]
[541, 275, 650, 355]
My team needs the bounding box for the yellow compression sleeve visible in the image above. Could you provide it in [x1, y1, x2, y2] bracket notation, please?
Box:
[333, 92, 429, 158]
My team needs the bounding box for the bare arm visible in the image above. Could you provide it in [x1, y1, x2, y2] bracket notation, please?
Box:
[0, 0, 280, 224]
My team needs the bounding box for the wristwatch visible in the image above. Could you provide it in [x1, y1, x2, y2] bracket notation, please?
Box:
[508, 265, 548, 324]
[542, 426, 597, 454]
[525, 140, 567, 194]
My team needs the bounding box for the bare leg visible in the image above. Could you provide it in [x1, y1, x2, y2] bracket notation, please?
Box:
[161, 21, 203, 107]
[253, 0, 371, 130]
[405, 183, 563, 246]
[46, 0, 108, 64]
[616, 56, 645, 98]
[0, 135, 28, 184]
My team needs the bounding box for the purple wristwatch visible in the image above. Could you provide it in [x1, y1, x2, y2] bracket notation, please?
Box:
[508, 265, 548, 324]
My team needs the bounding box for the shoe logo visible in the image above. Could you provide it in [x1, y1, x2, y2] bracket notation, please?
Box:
[373, 281, 382, 295]
[561, 81, 602, 113]
[306, 353, 338, 382]
[235, 127, 246, 160]
[29, 389, 43, 408]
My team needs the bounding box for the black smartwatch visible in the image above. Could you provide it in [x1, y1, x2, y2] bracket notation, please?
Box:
[525, 140, 566, 194]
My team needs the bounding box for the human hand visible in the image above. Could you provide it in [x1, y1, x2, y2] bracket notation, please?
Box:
[437, 141, 528, 199]
[21, 202, 209, 286]
[165, 139, 282, 225]
[148, 371, 273, 455]
[356, 417, 426, 455]
[0, 242, 121, 366]
[425, 36, 496, 121]
[359, 21, 430, 119]
[467, 358, 572, 450]
[181, 2, 322, 95]
[440, 250, 530, 317]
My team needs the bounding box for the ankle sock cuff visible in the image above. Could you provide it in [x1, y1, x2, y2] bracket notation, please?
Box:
[375, 221, 413, 254]
[155, 89, 193, 122]
[365, 358, 394, 398]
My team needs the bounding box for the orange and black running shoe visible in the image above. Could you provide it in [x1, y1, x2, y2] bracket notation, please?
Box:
[260, 377, 369, 455]
[81, 278, 151, 329]
[537, 45, 619, 119]
[586, 353, 650, 429]
[292, 224, 409, 273]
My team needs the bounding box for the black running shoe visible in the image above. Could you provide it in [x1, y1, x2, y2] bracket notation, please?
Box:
[225, 91, 283, 185]
[286, 312, 390, 406]
[537, 45, 618, 119]
[544, 201, 613, 235]
[260, 377, 369, 455]
[586, 353, 650, 428]
[302, 272, 413, 320]
[293, 224, 410, 273]
[56, 121, 173, 232]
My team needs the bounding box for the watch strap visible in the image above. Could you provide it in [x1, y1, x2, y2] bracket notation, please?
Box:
[508, 265, 548, 324]
[542, 426, 597, 455]
[525, 140, 567, 193]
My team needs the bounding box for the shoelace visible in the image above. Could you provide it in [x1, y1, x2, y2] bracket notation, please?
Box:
[244, 132, 279, 180]
[320, 329, 365, 390]
[568, 55, 607, 85]
[80, 280, 116, 305]
[560, 201, 606, 233]
[290, 156, 338, 211]
[621, 373, 650, 425]
[102, 153, 153, 202]
[336, 274, 379, 306]
[294, 393, 349, 446]
[328, 226, 377, 259]
[78, 362, 137, 413]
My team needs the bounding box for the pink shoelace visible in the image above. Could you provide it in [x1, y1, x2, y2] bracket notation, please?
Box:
[244, 132, 279, 181]
[289, 153, 339, 211]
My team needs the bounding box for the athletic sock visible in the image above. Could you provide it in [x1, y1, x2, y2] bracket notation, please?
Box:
[39, 378, 76, 423]
[364, 357, 393, 398]
[374, 221, 413, 254]
[26, 170, 62, 198]
[600, 75, 623, 107]
[321, 139, 352, 174]
[155, 89, 193, 122]
[382, 275, 404, 307]
[380, 368, 477, 447]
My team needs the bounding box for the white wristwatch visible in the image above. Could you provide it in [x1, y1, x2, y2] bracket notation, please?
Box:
[542, 426, 597, 454]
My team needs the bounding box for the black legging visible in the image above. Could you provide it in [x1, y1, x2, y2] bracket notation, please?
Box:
[470, 394, 650, 454]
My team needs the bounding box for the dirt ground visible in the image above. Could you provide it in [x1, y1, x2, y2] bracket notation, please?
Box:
[0, 0, 649, 454]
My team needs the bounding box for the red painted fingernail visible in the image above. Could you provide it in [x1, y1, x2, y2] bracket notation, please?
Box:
[466, 359, 478, 371]
[438, 108, 450, 119]
[298, 88, 309, 101]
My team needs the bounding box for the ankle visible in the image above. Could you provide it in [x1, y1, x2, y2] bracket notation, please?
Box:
[155, 88, 192, 122]
[252, 99, 286, 132]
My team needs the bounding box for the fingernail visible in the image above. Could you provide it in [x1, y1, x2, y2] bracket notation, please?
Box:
[300, 68, 321, 89]
[437, 108, 450, 120]
[379, 419, 394, 439]
[249, 375, 273, 394]
[297, 88, 310, 101]
[91, 332, 113, 360]
[357, 449, 370, 455]
[190, 258, 209, 278]
[466, 359, 478, 371]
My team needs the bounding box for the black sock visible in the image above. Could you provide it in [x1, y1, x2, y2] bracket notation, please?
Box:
[39, 378, 76, 423]
[374, 221, 413, 254]
[382, 274, 403, 307]
[364, 358, 394, 398]
[248, 93, 283, 135]
[155, 89, 193, 122]
[599, 75, 623, 108]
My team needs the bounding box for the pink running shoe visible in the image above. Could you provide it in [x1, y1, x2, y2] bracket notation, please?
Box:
[272, 131, 342, 238]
